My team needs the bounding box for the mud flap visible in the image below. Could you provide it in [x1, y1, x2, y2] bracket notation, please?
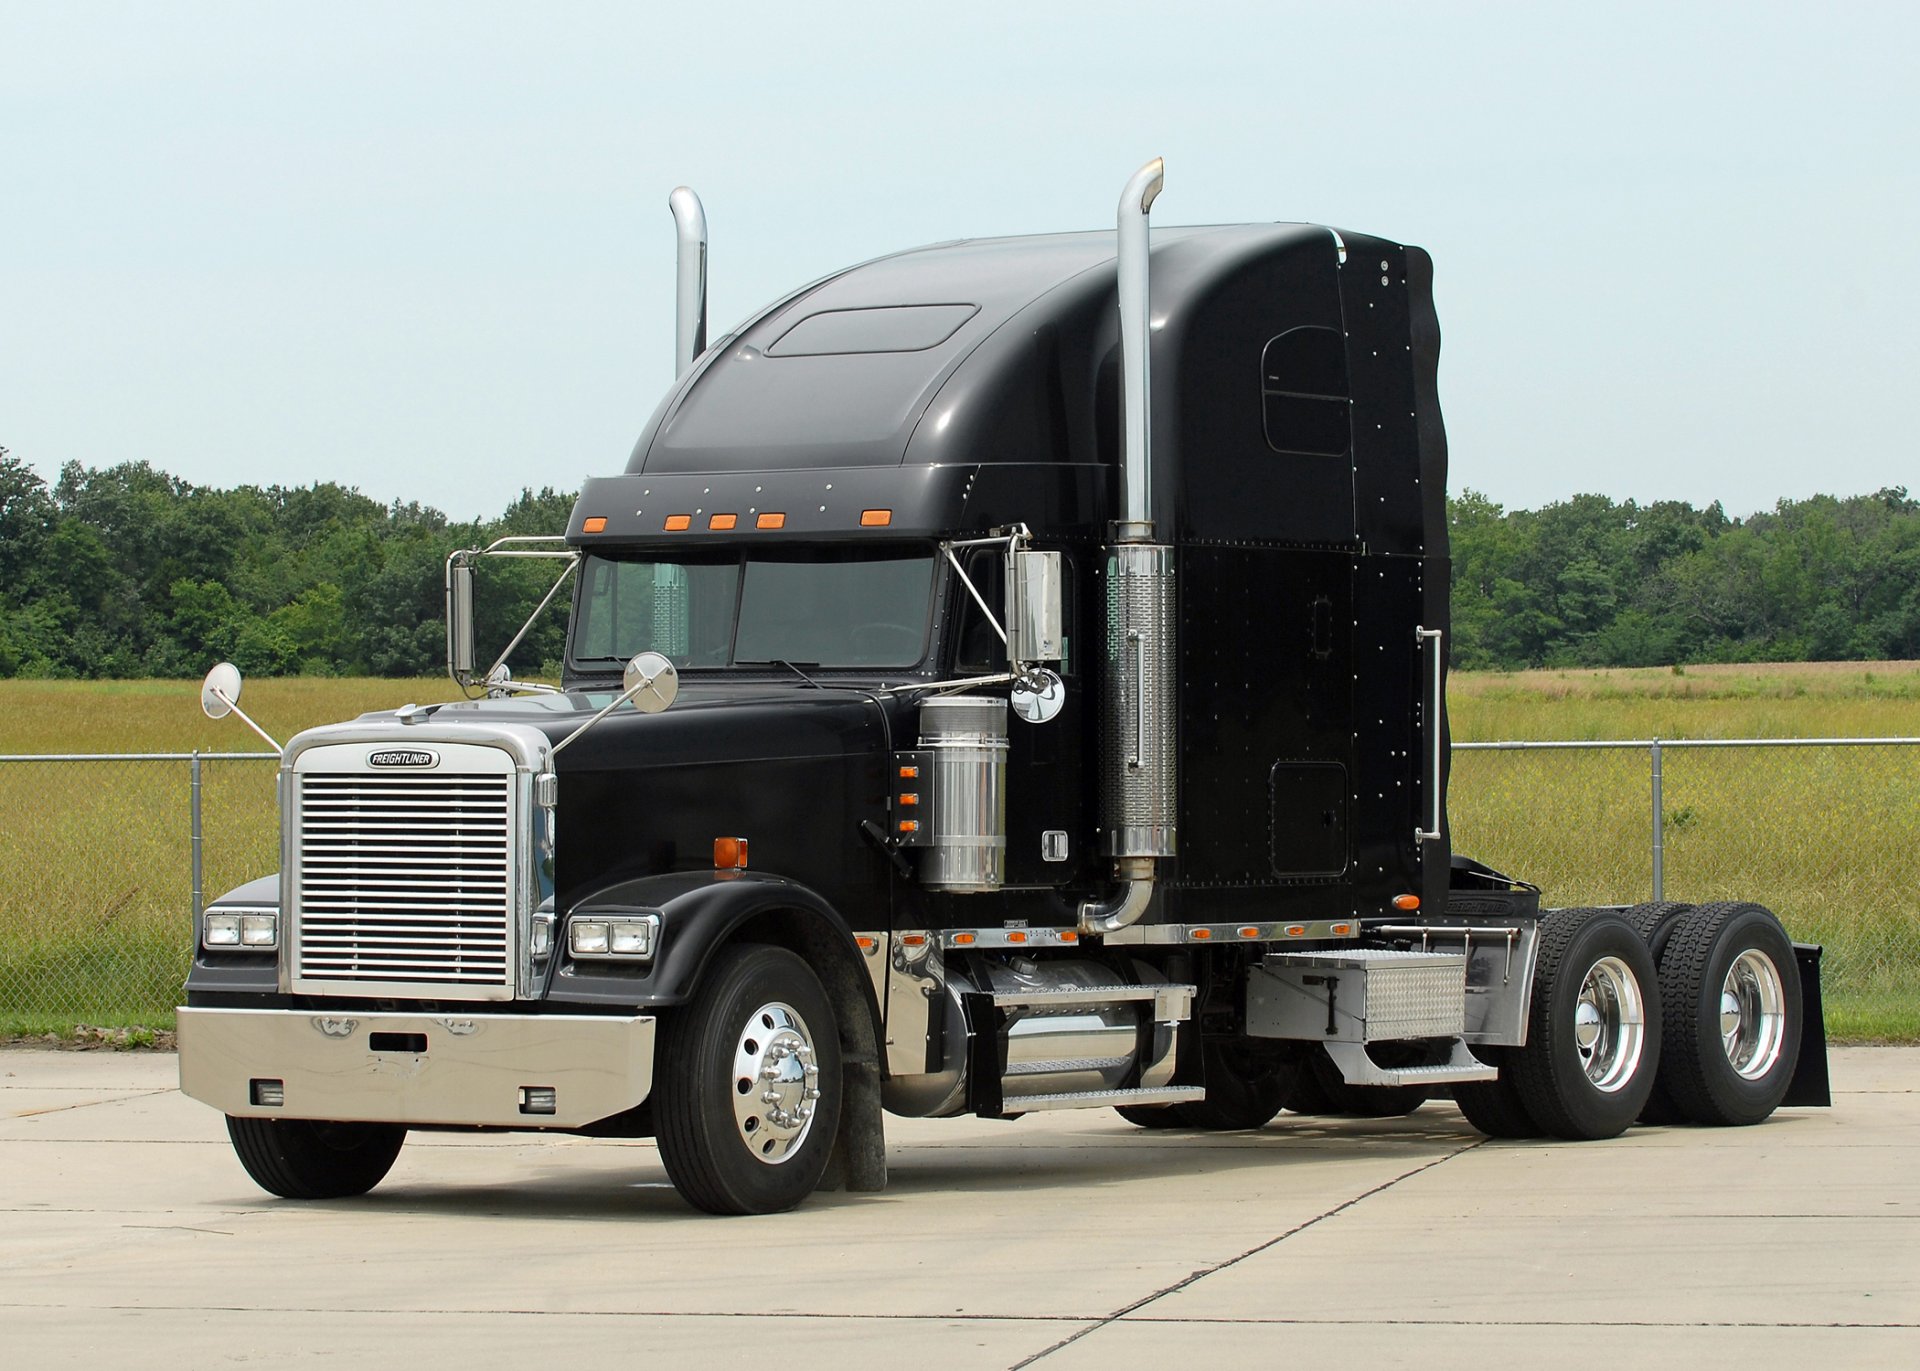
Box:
[1782, 942, 1831, 1108]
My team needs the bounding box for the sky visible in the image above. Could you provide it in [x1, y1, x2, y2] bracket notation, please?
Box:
[3, 1, 1915, 524]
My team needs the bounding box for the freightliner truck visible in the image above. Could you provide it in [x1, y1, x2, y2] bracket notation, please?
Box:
[180, 160, 1829, 1214]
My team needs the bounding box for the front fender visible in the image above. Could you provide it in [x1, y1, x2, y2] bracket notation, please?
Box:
[548, 870, 877, 1020]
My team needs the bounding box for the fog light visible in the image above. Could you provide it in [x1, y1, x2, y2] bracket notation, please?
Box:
[239, 912, 278, 948]
[519, 1086, 557, 1116]
[569, 919, 610, 956]
[250, 1079, 285, 1108]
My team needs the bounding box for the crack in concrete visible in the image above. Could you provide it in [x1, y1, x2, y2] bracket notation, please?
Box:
[1007, 1138, 1489, 1369]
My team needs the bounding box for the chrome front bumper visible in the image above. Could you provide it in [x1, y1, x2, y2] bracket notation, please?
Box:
[177, 1007, 656, 1129]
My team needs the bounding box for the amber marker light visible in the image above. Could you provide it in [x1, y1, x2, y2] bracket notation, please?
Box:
[1285, 924, 1306, 937]
[709, 513, 737, 531]
[1190, 928, 1213, 941]
[951, 933, 976, 946]
[859, 509, 892, 526]
[713, 837, 749, 870]
[898, 819, 919, 835]
[582, 516, 607, 534]
[1331, 923, 1354, 936]
[855, 936, 877, 952]
[900, 934, 928, 948]
[1237, 926, 1260, 939]
[1060, 931, 1078, 944]
[1006, 931, 1028, 944]
[1392, 894, 1421, 911]
[664, 514, 691, 531]
[756, 512, 786, 530]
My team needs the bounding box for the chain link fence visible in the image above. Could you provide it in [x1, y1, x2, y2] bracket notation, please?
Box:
[3, 740, 1916, 1038]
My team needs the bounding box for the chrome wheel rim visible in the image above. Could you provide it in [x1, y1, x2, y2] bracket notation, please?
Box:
[730, 1000, 821, 1165]
[1572, 955, 1646, 1093]
[1720, 949, 1787, 1080]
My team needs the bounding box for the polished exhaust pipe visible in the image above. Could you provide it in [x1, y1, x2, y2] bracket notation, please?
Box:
[1083, 157, 1177, 936]
[669, 186, 708, 375]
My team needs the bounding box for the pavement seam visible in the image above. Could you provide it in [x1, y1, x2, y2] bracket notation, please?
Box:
[7, 1087, 173, 1119]
[1005, 1138, 1489, 1369]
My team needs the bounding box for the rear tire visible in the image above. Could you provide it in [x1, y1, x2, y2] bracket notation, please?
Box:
[1621, 901, 1694, 1124]
[225, 1116, 406, 1200]
[1174, 1040, 1297, 1130]
[1450, 1049, 1542, 1138]
[1655, 902, 1801, 1127]
[1115, 1105, 1187, 1129]
[1511, 908, 1661, 1140]
[654, 943, 843, 1215]
[1305, 1048, 1430, 1118]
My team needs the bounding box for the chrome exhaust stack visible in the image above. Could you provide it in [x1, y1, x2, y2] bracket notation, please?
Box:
[1082, 157, 1177, 936]
[668, 186, 708, 375]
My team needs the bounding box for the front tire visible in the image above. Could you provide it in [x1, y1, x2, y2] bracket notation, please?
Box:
[654, 943, 843, 1215]
[1511, 908, 1661, 1140]
[1656, 902, 1801, 1126]
[225, 1116, 405, 1199]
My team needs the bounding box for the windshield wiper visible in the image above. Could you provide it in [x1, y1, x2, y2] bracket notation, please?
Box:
[738, 659, 823, 688]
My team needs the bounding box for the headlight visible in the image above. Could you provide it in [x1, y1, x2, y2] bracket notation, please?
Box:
[204, 908, 278, 952]
[568, 911, 660, 961]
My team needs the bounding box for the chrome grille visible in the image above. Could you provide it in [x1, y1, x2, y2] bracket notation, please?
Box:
[295, 767, 514, 992]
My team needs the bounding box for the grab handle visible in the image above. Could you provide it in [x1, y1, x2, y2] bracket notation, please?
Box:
[1415, 626, 1444, 843]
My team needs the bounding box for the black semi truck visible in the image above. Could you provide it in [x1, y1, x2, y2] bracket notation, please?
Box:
[179, 161, 1827, 1214]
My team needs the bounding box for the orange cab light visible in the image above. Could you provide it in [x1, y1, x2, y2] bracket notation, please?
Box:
[1238, 926, 1260, 939]
[757, 512, 786, 529]
[1190, 928, 1213, 941]
[899, 792, 919, 806]
[1285, 924, 1306, 937]
[897, 819, 919, 835]
[855, 935, 876, 951]
[582, 516, 607, 534]
[1006, 931, 1027, 944]
[951, 932, 976, 946]
[1332, 923, 1353, 936]
[713, 837, 749, 870]
[898, 764, 919, 779]
[859, 509, 892, 527]
[1060, 931, 1078, 944]
[709, 513, 737, 531]
[1392, 894, 1421, 911]
[901, 934, 927, 948]
[664, 514, 691, 531]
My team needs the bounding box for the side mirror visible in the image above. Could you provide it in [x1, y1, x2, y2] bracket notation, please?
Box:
[1006, 550, 1063, 665]
[201, 661, 243, 719]
[446, 559, 475, 679]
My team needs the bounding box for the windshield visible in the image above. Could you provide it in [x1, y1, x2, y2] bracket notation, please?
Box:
[570, 551, 936, 671]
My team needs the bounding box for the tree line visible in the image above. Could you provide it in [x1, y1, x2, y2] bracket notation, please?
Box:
[4, 448, 1918, 678]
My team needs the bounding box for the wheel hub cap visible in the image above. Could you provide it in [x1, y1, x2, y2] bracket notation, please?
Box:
[1574, 955, 1646, 1093]
[1720, 949, 1787, 1080]
[731, 1001, 821, 1165]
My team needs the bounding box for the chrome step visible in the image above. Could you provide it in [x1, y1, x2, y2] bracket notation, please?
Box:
[1006, 1085, 1207, 1113]
[1322, 1038, 1497, 1087]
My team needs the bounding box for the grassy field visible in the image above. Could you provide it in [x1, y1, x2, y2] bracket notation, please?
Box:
[3, 664, 1916, 1041]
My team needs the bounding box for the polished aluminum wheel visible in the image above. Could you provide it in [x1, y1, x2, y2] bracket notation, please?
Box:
[1572, 955, 1647, 1093]
[1720, 949, 1787, 1081]
[730, 1000, 822, 1165]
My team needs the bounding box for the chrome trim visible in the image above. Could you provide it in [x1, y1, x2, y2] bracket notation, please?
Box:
[939, 926, 1081, 951]
[1722, 948, 1789, 1080]
[1101, 918, 1363, 946]
[1077, 868, 1153, 937]
[177, 1006, 656, 1129]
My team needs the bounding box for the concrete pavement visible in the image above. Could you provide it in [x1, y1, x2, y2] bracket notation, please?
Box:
[3, 1046, 1916, 1369]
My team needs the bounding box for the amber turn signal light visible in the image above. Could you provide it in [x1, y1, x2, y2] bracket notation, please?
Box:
[582, 516, 607, 534]
[664, 514, 691, 531]
[713, 837, 748, 870]
[859, 509, 892, 527]
[1392, 894, 1421, 911]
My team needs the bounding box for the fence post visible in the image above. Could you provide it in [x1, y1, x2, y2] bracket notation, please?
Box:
[190, 750, 204, 927]
[1650, 738, 1664, 902]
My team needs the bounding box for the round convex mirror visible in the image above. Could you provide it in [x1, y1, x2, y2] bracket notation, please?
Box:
[201, 662, 243, 720]
[1011, 668, 1065, 724]
[623, 651, 680, 714]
